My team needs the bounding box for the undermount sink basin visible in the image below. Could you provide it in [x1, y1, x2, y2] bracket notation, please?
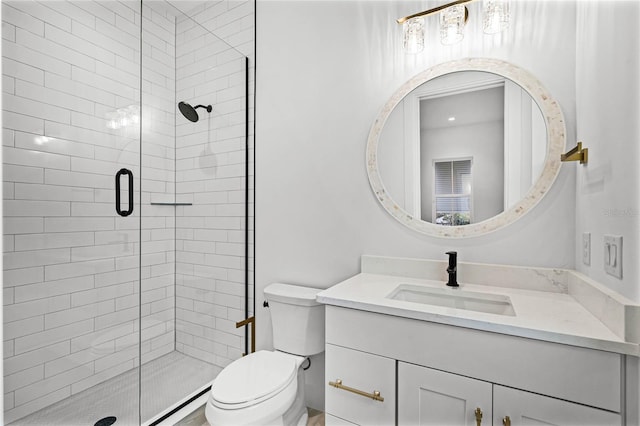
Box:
[386, 284, 516, 316]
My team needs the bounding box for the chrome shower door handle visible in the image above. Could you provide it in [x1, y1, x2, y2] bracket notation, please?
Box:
[115, 168, 134, 217]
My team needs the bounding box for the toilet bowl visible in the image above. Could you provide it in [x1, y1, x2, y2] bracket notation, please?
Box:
[205, 283, 325, 426]
[205, 351, 307, 426]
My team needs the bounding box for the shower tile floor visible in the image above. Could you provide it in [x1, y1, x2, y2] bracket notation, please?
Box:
[9, 351, 221, 426]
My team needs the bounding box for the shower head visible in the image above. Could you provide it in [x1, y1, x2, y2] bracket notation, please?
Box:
[178, 101, 212, 123]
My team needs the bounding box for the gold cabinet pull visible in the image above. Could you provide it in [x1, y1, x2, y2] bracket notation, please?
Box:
[475, 408, 483, 426]
[328, 379, 384, 402]
[502, 416, 511, 426]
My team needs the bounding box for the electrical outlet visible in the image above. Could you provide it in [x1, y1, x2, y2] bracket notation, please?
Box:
[582, 232, 590, 265]
[604, 235, 623, 279]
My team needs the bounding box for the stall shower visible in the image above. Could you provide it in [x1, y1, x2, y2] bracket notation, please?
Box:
[2, 0, 253, 424]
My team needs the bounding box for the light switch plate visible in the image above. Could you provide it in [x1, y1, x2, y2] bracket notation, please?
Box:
[582, 232, 590, 265]
[604, 235, 623, 279]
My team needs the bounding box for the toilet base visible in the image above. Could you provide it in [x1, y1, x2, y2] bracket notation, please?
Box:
[281, 373, 307, 426]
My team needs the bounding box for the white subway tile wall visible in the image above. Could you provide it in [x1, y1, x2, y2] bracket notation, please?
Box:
[3, 0, 254, 422]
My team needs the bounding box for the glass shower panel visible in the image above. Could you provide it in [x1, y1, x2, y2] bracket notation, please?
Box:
[3, 0, 249, 423]
[2, 0, 142, 424]
[140, 1, 249, 421]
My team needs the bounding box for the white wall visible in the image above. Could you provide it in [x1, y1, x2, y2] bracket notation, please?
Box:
[256, 0, 577, 410]
[575, 1, 640, 303]
[574, 1, 640, 422]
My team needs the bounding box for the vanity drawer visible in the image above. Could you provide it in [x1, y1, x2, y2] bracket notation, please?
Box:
[325, 344, 396, 425]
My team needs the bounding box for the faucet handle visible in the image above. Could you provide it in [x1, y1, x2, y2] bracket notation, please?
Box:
[445, 251, 459, 287]
[445, 251, 457, 268]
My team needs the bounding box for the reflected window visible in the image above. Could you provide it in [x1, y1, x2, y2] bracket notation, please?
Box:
[433, 159, 472, 226]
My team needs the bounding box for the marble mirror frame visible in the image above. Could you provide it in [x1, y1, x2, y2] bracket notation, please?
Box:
[366, 58, 566, 238]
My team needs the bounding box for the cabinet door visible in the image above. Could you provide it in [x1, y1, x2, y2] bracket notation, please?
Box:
[398, 362, 492, 426]
[493, 385, 622, 426]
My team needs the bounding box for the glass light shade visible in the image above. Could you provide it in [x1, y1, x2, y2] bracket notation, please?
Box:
[403, 17, 425, 54]
[483, 0, 510, 34]
[440, 5, 465, 45]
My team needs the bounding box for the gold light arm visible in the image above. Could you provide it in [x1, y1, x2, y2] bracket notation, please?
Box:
[397, 0, 474, 24]
[235, 316, 255, 355]
[561, 141, 588, 164]
[475, 407, 483, 426]
[328, 379, 385, 402]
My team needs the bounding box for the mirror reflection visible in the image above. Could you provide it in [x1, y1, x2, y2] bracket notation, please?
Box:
[378, 71, 546, 226]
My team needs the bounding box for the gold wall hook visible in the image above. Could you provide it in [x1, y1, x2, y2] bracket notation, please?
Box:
[561, 141, 588, 164]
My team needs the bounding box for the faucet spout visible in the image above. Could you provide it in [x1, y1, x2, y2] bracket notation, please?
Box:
[445, 251, 459, 287]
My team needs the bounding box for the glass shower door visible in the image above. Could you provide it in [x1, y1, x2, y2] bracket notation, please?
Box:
[3, 0, 142, 424]
[3, 0, 250, 423]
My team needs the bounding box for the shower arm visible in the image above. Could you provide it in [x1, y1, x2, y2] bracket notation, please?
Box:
[194, 104, 213, 113]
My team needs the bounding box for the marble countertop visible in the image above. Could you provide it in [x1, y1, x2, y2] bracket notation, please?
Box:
[317, 271, 640, 356]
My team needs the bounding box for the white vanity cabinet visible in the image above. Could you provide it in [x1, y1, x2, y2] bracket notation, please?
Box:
[324, 305, 624, 426]
[398, 362, 621, 426]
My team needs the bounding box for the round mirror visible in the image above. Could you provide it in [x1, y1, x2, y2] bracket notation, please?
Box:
[367, 58, 566, 237]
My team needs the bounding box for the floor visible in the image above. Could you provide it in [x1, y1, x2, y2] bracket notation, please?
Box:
[10, 351, 220, 426]
[176, 406, 326, 426]
[306, 409, 325, 426]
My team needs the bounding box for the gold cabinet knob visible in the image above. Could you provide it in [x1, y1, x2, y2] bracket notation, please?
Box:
[475, 407, 483, 426]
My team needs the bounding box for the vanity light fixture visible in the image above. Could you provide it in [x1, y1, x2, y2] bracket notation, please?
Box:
[403, 16, 426, 53]
[440, 4, 467, 45]
[398, 0, 510, 52]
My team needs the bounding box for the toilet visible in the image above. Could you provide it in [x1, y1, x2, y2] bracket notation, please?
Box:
[205, 283, 325, 426]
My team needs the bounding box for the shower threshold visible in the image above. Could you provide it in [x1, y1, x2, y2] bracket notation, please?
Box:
[9, 351, 220, 426]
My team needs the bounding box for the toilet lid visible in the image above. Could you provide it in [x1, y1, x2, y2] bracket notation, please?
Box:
[211, 351, 298, 406]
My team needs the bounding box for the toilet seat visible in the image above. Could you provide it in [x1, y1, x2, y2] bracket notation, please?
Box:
[210, 351, 300, 409]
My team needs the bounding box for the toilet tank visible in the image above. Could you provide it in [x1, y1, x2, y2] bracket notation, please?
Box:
[264, 283, 325, 356]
